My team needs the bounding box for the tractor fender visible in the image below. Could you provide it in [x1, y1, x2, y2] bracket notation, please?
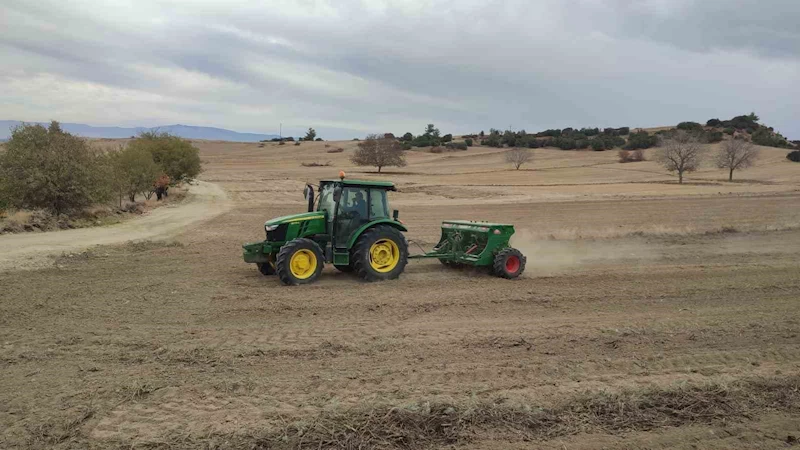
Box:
[346, 219, 408, 248]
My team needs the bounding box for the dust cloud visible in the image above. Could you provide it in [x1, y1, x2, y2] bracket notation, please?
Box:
[511, 228, 656, 276]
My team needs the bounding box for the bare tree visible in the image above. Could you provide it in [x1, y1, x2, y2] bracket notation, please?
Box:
[655, 131, 705, 183]
[715, 138, 759, 181]
[505, 147, 533, 170]
[350, 134, 406, 173]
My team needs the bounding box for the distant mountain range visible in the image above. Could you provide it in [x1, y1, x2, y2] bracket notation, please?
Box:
[0, 121, 280, 142]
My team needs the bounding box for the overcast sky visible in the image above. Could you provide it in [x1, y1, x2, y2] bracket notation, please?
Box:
[1, 0, 798, 139]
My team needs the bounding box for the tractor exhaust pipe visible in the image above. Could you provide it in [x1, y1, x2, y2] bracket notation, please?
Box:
[304, 184, 315, 212]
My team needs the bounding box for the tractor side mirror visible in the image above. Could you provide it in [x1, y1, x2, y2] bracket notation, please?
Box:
[303, 185, 310, 199]
[333, 186, 342, 202]
[393, 209, 399, 220]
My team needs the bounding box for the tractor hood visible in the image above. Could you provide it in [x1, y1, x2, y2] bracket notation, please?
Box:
[264, 211, 326, 228]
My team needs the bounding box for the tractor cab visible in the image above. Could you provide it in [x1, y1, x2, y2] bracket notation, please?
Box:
[314, 179, 398, 249]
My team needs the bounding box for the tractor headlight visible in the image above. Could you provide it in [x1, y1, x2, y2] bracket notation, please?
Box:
[265, 224, 279, 232]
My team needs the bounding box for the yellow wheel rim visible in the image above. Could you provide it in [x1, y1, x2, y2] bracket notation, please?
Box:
[289, 249, 317, 279]
[369, 239, 400, 273]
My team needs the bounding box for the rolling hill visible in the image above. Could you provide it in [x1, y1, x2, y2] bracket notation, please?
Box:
[0, 121, 279, 142]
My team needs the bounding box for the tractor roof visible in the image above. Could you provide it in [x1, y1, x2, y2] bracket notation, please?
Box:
[320, 179, 396, 190]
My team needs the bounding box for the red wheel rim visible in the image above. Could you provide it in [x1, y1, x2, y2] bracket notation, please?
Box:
[505, 255, 520, 273]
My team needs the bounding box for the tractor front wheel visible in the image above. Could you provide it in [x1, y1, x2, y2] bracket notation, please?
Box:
[257, 262, 275, 276]
[352, 225, 408, 282]
[276, 239, 324, 285]
[493, 248, 526, 279]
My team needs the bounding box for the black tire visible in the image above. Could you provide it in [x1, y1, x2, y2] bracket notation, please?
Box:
[493, 247, 526, 279]
[257, 261, 275, 276]
[334, 264, 353, 273]
[276, 238, 324, 285]
[352, 225, 408, 282]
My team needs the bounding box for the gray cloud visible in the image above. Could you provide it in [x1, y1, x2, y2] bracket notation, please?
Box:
[1, 0, 798, 139]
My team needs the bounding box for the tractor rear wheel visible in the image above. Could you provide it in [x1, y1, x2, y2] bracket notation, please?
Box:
[276, 239, 324, 285]
[493, 248, 526, 279]
[352, 225, 408, 282]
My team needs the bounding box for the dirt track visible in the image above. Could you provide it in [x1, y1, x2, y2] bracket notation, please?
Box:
[0, 181, 231, 272]
[1, 140, 799, 449]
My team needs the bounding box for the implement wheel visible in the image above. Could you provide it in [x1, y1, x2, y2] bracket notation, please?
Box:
[493, 248, 526, 279]
[352, 225, 408, 282]
[276, 238, 324, 285]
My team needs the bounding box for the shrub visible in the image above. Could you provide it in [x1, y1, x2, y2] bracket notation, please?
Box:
[617, 127, 630, 136]
[483, 134, 503, 148]
[536, 129, 561, 138]
[130, 131, 202, 182]
[326, 148, 344, 153]
[400, 132, 413, 142]
[591, 139, 606, 151]
[624, 131, 658, 150]
[0, 122, 110, 214]
[752, 128, 790, 148]
[441, 134, 453, 143]
[464, 138, 473, 147]
[429, 146, 443, 154]
[351, 134, 406, 172]
[677, 121, 703, 132]
[787, 151, 800, 162]
[705, 130, 724, 143]
[315, 138, 323, 141]
[445, 142, 468, 151]
[619, 149, 645, 162]
[301, 161, 331, 167]
[706, 118, 722, 127]
[724, 127, 735, 135]
[401, 142, 412, 150]
[295, 141, 301, 146]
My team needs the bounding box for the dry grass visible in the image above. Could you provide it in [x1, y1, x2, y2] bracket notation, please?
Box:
[98, 376, 799, 449]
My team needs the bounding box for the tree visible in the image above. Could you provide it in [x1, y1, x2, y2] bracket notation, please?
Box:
[129, 131, 202, 182]
[424, 124, 440, 138]
[505, 148, 532, 170]
[655, 131, 706, 183]
[400, 132, 413, 142]
[304, 128, 317, 141]
[0, 122, 109, 214]
[108, 145, 162, 206]
[715, 139, 759, 181]
[350, 134, 407, 173]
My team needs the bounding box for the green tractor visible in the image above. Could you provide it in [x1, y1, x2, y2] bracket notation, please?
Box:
[242, 175, 526, 285]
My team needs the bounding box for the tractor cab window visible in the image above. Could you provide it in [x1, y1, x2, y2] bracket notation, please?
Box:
[317, 183, 335, 221]
[334, 187, 369, 247]
[369, 189, 389, 220]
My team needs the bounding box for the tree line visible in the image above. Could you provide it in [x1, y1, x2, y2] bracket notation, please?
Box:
[0, 122, 202, 215]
